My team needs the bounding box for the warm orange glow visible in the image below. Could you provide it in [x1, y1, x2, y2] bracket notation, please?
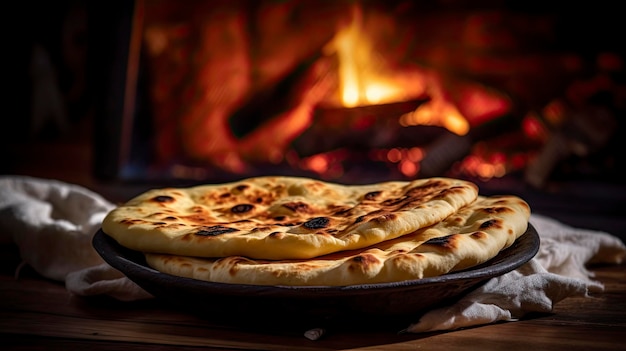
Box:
[324, 9, 483, 137]
[455, 144, 524, 181]
[386, 148, 402, 163]
[325, 6, 405, 107]
[169, 3, 519, 180]
[299, 150, 347, 178]
[456, 82, 512, 127]
[399, 160, 419, 177]
[399, 101, 470, 135]
[406, 147, 424, 162]
[302, 154, 329, 174]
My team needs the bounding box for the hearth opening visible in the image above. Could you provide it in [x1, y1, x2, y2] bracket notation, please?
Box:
[88, 0, 625, 188]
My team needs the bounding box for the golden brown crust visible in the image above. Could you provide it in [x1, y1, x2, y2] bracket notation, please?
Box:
[145, 195, 531, 286]
[102, 176, 479, 259]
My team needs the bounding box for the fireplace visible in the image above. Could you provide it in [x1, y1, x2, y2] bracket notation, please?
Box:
[87, 0, 625, 191]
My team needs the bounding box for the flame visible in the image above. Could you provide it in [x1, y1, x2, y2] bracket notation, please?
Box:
[167, 3, 516, 180]
[324, 7, 474, 137]
[399, 101, 469, 135]
[325, 7, 405, 107]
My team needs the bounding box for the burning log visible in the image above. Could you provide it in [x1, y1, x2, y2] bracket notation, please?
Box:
[124, 0, 624, 185]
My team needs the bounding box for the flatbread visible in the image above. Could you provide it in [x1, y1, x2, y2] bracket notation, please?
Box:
[145, 195, 530, 286]
[102, 176, 478, 260]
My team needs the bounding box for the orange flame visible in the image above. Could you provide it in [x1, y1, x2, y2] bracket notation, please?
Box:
[324, 6, 472, 136]
[324, 6, 406, 107]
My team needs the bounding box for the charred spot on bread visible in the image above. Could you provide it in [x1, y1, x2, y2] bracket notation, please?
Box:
[363, 191, 382, 201]
[234, 184, 249, 192]
[405, 180, 444, 196]
[470, 231, 488, 240]
[424, 235, 450, 246]
[434, 185, 470, 198]
[331, 206, 352, 216]
[282, 201, 310, 213]
[479, 219, 500, 229]
[231, 204, 254, 213]
[303, 217, 330, 229]
[195, 225, 239, 236]
[119, 218, 144, 225]
[381, 196, 406, 207]
[151, 195, 174, 203]
[482, 206, 511, 214]
[348, 253, 380, 272]
[352, 253, 378, 264]
[424, 234, 460, 250]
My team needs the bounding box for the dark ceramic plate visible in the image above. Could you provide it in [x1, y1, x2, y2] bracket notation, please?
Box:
[93, 224, 539, 330]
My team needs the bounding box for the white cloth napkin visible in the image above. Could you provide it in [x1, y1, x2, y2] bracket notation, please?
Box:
[0, 175, 152, 301]
[1, 175, 625, 334]
[405, 213, 625, 333]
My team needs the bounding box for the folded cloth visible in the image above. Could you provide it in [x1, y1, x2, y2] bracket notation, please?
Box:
[0, 175, 152, 300]
[405, 213, 625, 333]
[1, 176, 625, 331]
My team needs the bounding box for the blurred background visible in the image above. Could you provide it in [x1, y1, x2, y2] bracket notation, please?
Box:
[4, 0, 625, 238]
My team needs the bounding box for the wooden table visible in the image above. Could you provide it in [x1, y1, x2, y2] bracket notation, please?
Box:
[1, 242, 624, 351]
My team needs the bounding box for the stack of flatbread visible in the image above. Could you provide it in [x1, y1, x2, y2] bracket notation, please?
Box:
[102, 176, 531, 286]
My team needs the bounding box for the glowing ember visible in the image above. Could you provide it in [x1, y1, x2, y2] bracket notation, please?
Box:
[299, 150, 347, 179]
[522, 112, 548, 142]
[321, 6, 504, 138]
[399, 101, 469, 136]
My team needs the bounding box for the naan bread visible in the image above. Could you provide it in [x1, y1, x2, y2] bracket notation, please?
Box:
[102, 176, 478, 260]
[145, 195, 530, 286]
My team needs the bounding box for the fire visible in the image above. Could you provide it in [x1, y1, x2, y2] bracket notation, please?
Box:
[324, 6, 406, 107]
[399, 100, 469, 135]
[324, 6, 472, 136]
[154, 2, 514, 181]
[298, 5, 513, 180]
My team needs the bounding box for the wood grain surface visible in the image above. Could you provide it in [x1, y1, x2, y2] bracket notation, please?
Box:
[1, 244, 624, 351]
